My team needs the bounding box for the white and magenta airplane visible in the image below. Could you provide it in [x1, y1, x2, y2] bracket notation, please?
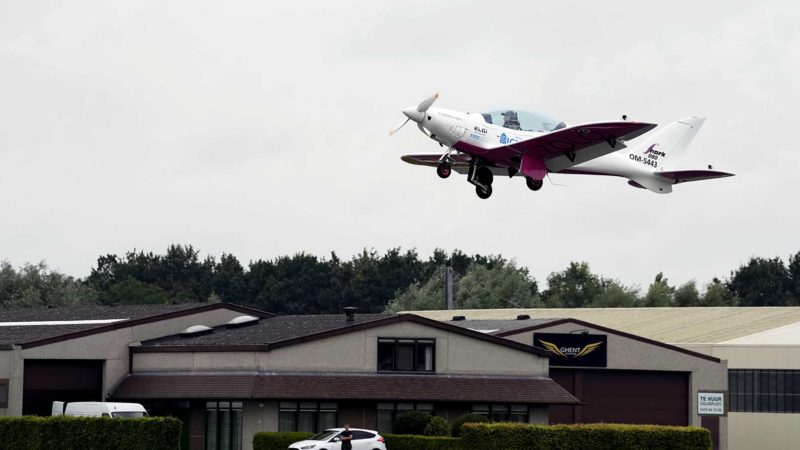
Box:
[392, 93, 734, 198]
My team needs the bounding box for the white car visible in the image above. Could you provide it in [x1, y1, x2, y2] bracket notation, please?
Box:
[288, 428, 386, 450]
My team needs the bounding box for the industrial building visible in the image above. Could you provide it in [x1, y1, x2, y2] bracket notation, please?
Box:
[411, 307, 800, 450]
[1, 303, 578, 450]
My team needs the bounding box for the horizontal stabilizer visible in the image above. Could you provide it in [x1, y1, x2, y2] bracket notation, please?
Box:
[657, 169, 735, 184]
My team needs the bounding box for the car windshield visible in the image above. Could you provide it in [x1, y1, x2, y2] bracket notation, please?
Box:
[111, 411, 147, 418]
[480, 110, 566, 132]
[309, 430, 339, 441]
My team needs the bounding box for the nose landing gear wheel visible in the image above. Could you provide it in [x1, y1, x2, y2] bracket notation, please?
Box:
[526, 177, 544, 191]
[476, 185, 492, 199]
[436, 163, 452, 179]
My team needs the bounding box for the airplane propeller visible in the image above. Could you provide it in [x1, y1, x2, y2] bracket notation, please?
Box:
[389, 92, 439, 135]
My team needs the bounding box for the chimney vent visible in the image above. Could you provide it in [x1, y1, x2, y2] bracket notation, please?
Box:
[343, 307, 359, 322]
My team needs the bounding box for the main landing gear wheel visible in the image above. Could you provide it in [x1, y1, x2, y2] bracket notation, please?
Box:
[475, 184, 492, 199]
[476, 166, 494, 186]
[436, 162, 452, 179]
[526, 177, 544, 191]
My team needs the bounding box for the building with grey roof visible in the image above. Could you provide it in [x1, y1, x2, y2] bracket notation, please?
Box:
[1, 304, 581, 450]
[410, 307, 800, 450]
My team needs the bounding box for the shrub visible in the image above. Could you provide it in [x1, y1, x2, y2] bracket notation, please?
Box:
[460, 422, 712, 450]
[0, 416, 181, 450]
[423, 416, 450, 436]
[253, 431, 314, 450]
[450, 413, 488, 437]
[383, 434, 462, 450]
[393, 410, 432, 435]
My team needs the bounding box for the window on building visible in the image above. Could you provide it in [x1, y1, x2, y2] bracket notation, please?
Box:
[729, 369, 800, 413]
[278, 401, 337, 432]
[205, 401, 243, 450]
[376, 402, 434, 432]
[472, 404, 529, 422]
[0, 379, 8, 408]
[377, 338, 435, 372]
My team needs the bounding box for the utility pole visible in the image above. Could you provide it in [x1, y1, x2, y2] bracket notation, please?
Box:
[445, 261, 454, 310]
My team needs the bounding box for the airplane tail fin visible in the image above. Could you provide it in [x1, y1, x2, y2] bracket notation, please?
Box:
[627, 116, 705, 171]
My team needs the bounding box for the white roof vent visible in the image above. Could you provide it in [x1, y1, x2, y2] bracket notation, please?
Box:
[225, 315, 259, 328]
[181, 325, 213, 337]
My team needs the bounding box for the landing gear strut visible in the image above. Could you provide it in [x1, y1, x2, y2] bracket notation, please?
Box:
[468, 163, 494, 199]
[526, 177, 543, 191]
[436, 162, 451, 179]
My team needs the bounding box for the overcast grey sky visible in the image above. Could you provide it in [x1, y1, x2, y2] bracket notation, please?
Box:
[1, 0, 798, 292]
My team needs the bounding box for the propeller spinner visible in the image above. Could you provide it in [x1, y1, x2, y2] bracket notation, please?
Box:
[389, 92, 438, 135]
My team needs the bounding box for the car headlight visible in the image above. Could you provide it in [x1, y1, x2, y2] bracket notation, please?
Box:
[300, 445, 316, 450]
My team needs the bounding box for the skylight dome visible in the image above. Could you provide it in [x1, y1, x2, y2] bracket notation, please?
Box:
[180, 325, 213, 337]
[225, 315, 259, 328]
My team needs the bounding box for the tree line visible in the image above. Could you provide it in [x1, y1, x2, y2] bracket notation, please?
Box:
[1, 245, 799, 312]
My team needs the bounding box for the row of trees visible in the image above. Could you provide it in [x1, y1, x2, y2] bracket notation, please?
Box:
[1, 245, 799, 312]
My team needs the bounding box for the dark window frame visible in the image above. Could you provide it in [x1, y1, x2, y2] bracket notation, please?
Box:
[472, 403, 530, 423]
[729, 369, 800, 413]
[278, 401, 338, 433]
[377, 338, 436, 373]
[0, 379, 8, 408]
[205, 401, 243, 450]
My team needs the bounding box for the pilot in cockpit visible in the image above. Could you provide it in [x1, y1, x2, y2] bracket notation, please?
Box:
[502, 110, 521, 130]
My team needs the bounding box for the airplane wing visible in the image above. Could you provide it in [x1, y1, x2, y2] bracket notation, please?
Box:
[656, 169, 735, 184]
[401, 153, 483, 175]
[401, 153, 471, 168]
[453, 121, 657, 175]
[401, 154, 521, 176]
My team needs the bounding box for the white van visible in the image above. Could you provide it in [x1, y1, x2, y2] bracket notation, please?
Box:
[52, 401, 148, 418]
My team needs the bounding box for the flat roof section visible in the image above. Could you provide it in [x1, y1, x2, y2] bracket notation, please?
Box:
[404, 307, 800, 344]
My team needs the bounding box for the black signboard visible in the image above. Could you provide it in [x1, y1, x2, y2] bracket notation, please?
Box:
[533, 332, 608, 367]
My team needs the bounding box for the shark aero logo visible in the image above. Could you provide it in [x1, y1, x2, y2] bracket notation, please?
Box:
[538, 339, 603, 359]
[644, 143, 666, 158]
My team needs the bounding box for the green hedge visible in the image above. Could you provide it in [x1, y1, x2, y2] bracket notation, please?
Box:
[0, 416, 181, 450]
[253, 431, 313, 450]
[383, 434, 462, 450]
[460, 423, 712, 450]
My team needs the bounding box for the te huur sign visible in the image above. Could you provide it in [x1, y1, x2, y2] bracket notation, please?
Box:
[533, 332, 608, 367]
[698, 391, 727, 416]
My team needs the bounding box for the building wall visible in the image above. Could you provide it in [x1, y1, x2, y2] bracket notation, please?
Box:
[241, 401, 276, 450]
[727, 412, 800, 450]
[0, 347, 22, 416]
[680, 344, 800, 370]
[680, 343, 800, 450]
[133, 321, 548, 376]
[528, 405, 547, 424]
[504, 323, 728, 450]
[3, 308, 249, 416]
[132, 320, 551, 450]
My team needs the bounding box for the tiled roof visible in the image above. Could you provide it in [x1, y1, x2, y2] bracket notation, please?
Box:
[0, 304, 204, 322]
[135, 314, 549, 357]
[0, 303, 270, 346]
[141, 314, 394, 347]
[111, 372, 579, 405]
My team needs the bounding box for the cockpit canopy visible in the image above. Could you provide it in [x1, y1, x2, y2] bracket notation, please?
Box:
[480, 110, 566, 132]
